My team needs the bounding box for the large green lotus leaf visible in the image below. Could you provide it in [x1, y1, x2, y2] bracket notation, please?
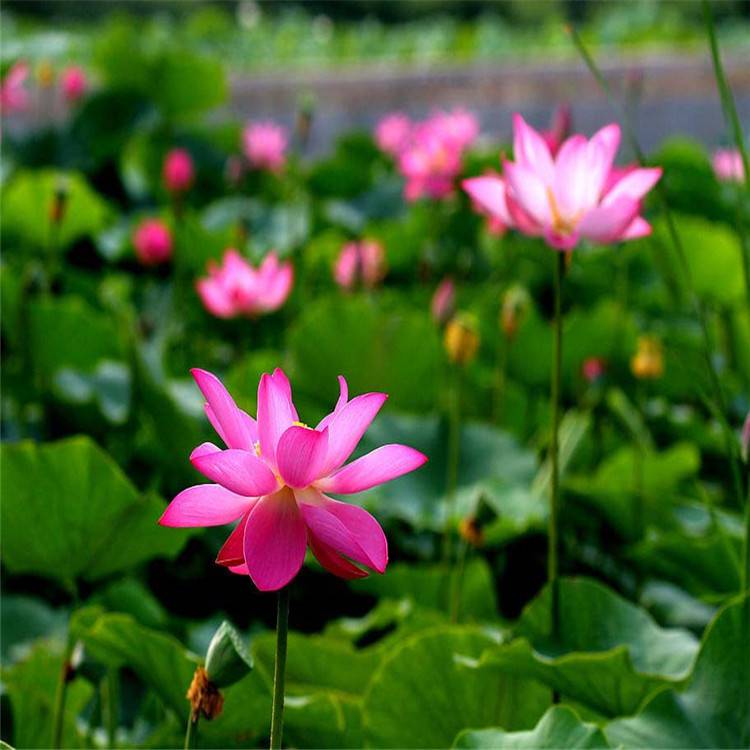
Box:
[362, 626, 549, 748]
[566, 442, 700, 537]
[288, 296, 442, 414]
[654, 214, 745, 306]
[28, 296, 124, 377]
[632, 525, 742, 598]
[473, 578, 698, 717]
[640, 580, 716, 631]
[606, 593, 749, 748]
[0, 437, 190, 585]
[354, 558, 497, 621]
[152, 50, 227, 117]
[1, 639, 94, 750]
[2, 169, 112, 251]
[454, 705, 609, 748]
[354, 412, 537, 532]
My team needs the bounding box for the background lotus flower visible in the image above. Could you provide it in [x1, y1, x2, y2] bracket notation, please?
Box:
[540, 104, 572, 157]
[242, 121, 288, 172]
[0, 61, 30, 114]
[60, 65, 87, 103]
[375, 112, 412, 156]
[581, 356, 606, 383]
[163, 148, 195, 193]
[463, 113, 662, 250]
[133, 218, 172, 265]
[197, 249, 293, 319]
[160, 368, 427, 591]
[333, 240, 386, 290]
[712, 148, 745, 183]
[431, 277, 455, 324]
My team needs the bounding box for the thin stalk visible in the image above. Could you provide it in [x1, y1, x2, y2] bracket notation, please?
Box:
[270, 586, 290, 750]
[51, 641, 73, 748]
[449, 539, 469, 623]
[568, 23, 744, 510]
[442, 364, 462, 564]
[103, 669, 119, 749]
[493, 331, 508, 424]
[184, 714, 198, 750]
[702, 0, 750, 192]
[633, 383, 646, 539]
[743, 479, 750, 594]
[548, 252, 565, 639]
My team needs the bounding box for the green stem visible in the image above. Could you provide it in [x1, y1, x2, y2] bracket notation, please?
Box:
[442, 364, 462, 564]
[743, 478, 750, 594]
[702, 0, 750, 194]
[184, 713, 198, 750]
[568, 23, 745, 511]
[51, 642, 73, 748]
[270, 586, 290, 750]
[449, 539, 469, 624]
[548, 252, 565, 639]
[104, 669, 118, 749]
[493, 330, 508, 424]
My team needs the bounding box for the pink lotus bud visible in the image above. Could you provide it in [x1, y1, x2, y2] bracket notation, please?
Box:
[60, 66, 87, 103]
[0, 61, 30, 114]
[375, 113, 412, 156]
[431, 277, 455, 324]
[242, 121, 288, 173]
[133, 219, 172, 266]
[334, 240, 386, 291]
[712, 148, 745, 184]
[163, 148, 195, 193]
[581, 357, 606, 383]
[541, 104, 572, 157]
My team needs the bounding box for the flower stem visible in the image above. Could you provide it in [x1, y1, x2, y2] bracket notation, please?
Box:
[51, 642, 73, 748]
[449, 538, 469, 623]
[104, 669, 118, 749]
[270, 586, 290, 750]
[442, 364, 462, 565]
[184, 713, 198, 750]
[743, 480, 750, 595]
[548, 252, 565, 639]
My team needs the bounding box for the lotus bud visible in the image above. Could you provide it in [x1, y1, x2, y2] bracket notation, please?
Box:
[204, 621, 253, 689]
[36, 60, 55, 88]
[458, 516, 484, 548]
[500, 285, 530, 340]
[186, 666, 224, 721]
[630, 335, 664, 380]
[581, 357, 606, 384]
[444, 312, 480, 366]
[49, 178, 69, 225]
[431, 277, 455, 325]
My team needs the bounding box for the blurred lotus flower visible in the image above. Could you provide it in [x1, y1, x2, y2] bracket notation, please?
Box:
[397, 109, 479, 201]
[444, 312, 480, 365]
[581, 356, 606, 383]
[712, 148, 745, 183]
[160, 368, 427, 590]
[0, 61, 30, 114]
[467, 170, 511, 237]
[133, 218, 172, 266]
[375, 112, 412, 156]
[163, 148, 195, 194]
[540, 104, 572, 157]
[631, 335, 664, 380]
[60, 66, 87, 103]
[463, 113, 662, 250]
[242, 121, 288, 173]
[431, 277, 456, 325]
[334, 240, 386, 291]
[197, 249, 293, 319]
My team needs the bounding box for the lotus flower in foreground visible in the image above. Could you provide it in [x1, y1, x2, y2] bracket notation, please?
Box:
[463, 113, 662, 250]
[197, 249, 293, 319]
[160, 369, 428, 590]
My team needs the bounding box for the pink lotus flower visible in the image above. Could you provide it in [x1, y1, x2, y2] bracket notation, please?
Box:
[159, 368, 428, 590]
[0, 61, 30, 114]
[540, 104, 572, 157]
[60, 66, 87, 103]
[197, 249, 293, 318]
[375, 112, 412, 156]
[463, 113, 662, 250]
[397, 109, 479, 201]
[431, 277, 455, 324]
[242, 121, 288, 173]
[333, 240, 386, 290]
[712, 148, 745, 183]
[468, 170, 511, 237]
[163, 148, 195, 193]
[133, 219, 172, 265]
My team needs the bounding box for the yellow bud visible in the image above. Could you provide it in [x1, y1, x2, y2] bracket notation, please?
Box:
[444, 313, 480, 366]
[37, 60, 55, 88]
[458, 516, 484, 548]
[630, 335, 664, 380]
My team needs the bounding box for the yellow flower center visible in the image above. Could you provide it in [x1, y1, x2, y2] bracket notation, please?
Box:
[546, 187, 580, 236]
